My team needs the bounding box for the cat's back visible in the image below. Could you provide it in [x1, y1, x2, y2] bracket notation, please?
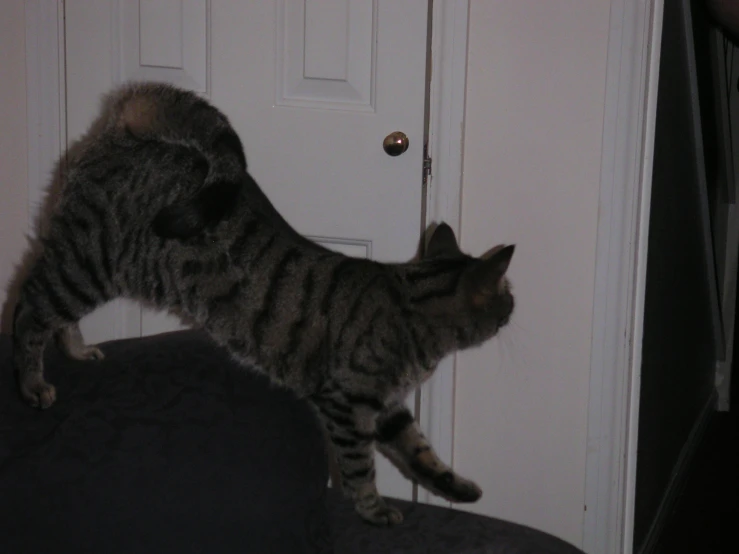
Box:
[105, 82, 228, 140]
[320, 256, 408, 324]
[54, 82, 241, 220]
[68, 82, 233, 162]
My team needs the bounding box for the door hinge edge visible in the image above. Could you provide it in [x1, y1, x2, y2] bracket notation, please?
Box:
[423, 143, 432, 185]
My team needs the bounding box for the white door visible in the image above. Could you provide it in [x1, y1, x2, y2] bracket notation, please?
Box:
[64, 0, 429, 501]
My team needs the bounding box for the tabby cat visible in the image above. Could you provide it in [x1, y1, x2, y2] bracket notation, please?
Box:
[12, 82, 515, 526]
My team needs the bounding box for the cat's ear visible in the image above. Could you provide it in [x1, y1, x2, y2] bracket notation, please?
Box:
[467, 245, 515, 305]
[425, 223, 463, 259]
[481, 244, 507, 260]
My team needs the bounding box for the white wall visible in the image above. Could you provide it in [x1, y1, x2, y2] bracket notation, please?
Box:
[0, 2, 29, 333]
[453, 1, 611, 547]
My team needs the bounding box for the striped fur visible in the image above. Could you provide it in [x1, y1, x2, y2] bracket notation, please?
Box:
[11, 82, 516, 526]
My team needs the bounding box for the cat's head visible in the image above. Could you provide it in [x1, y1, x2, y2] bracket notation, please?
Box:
[412, 223, 515, 349]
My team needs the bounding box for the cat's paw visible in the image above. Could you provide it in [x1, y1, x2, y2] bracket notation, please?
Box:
[56, 326, 105, 361]
[70, 345, 105, 361]
[433, 471, 482, 503]
[355, 499, 404, 526]
[20, 378, 57, 410]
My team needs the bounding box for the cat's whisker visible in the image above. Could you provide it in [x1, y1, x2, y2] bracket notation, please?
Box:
[496, 324, 530, 372]
[500, 334, 517, 370]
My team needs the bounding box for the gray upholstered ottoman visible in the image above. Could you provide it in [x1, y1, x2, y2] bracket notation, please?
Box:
[0, 331, 583, 553]
[0, 331, 331, 553]
[328, 488, 584, 553]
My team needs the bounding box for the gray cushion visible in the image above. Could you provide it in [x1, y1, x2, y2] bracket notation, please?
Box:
[0, 330, 331, 553]
[0, 330, 584, 553]
[328, 489, 584, 554]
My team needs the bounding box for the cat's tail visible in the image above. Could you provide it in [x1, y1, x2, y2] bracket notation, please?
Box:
[151, 176, 242, 239]
[152, 167, 310, 242]
[151, 169, 331, 254]
[151, 125, 249, 239]
[150, 127, 324, 247]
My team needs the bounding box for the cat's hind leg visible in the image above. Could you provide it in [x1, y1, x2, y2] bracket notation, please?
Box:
[376, 402, 482, 503]
[56, 322, 105, 361]
[14, 243, 112, 409]
[13, 298, 57, 409]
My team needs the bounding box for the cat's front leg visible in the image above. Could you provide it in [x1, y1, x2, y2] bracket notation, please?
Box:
[312, 396, 403, 526]
[376, 402, 482, 503]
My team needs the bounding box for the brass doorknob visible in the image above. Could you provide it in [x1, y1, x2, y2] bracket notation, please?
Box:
[383, 131, 409, 156]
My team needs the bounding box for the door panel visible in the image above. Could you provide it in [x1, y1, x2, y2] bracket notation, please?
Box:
[279, 0, 375, 110]
[66, 0, 429, 502]
[122, 0, 208, 92]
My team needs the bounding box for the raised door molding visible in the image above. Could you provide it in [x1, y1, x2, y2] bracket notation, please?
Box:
[275, 0, 377, 111]
[115, 0, 209, 93]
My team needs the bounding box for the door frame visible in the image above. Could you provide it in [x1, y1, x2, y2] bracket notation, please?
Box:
[24, 0, 65, 231]
[416, 0, 471, 507]
[583, 1, 664, 553]
[24, 1, 664, 550]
